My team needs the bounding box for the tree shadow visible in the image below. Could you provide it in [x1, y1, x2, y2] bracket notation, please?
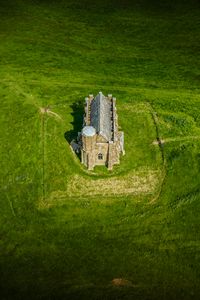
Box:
[64, 100, 84, 159]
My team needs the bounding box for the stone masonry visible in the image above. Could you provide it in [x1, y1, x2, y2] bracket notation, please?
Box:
[80, 92, 124, 170]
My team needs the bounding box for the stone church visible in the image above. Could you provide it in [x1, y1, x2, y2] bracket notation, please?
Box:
[79, 92, 124, 170]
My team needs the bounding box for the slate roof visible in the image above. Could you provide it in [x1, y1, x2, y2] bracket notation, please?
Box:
[90, 92, 112, 141]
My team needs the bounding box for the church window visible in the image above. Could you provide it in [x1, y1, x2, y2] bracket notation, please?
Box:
[98, 153, 103, 160]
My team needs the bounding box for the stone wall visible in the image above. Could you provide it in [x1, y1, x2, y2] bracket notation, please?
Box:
[80, 93, 124, 170]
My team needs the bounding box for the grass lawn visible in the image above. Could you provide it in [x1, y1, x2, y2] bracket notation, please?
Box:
[0, 0, 200, 299]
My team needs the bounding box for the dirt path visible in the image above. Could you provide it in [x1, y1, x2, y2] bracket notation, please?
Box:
[153, 135, 200, 145]
[40, 107, 62, 120]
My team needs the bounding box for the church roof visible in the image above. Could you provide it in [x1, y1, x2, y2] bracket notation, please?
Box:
[90, 92, 112, 141]
[82, 125, 96, 137]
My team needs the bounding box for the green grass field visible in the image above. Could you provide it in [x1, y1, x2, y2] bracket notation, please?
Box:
[1, 0, 200, 299]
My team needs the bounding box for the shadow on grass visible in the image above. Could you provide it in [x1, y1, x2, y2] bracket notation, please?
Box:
[64, 100, 84, 143]
[64, 100, 84, 161]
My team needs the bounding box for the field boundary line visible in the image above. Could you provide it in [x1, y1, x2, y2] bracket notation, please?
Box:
[6, 194, 16, 217]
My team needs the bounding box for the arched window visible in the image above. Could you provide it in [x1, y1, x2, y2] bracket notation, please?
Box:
[98, 153, 103, 160]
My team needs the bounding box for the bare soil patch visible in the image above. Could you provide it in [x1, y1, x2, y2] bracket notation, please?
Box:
[40, 107, 62, 119]
[112, 278, 133, 287]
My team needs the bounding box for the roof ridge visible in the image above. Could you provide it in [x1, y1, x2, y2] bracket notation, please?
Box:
[99, 91, 102, 134]
[90, 92, 112, 141]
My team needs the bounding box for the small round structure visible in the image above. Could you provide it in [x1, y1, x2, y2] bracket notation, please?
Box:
[82, 126, 96, 137]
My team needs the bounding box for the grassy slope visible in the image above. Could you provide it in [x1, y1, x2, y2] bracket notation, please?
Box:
[0, 0, 200, 299]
